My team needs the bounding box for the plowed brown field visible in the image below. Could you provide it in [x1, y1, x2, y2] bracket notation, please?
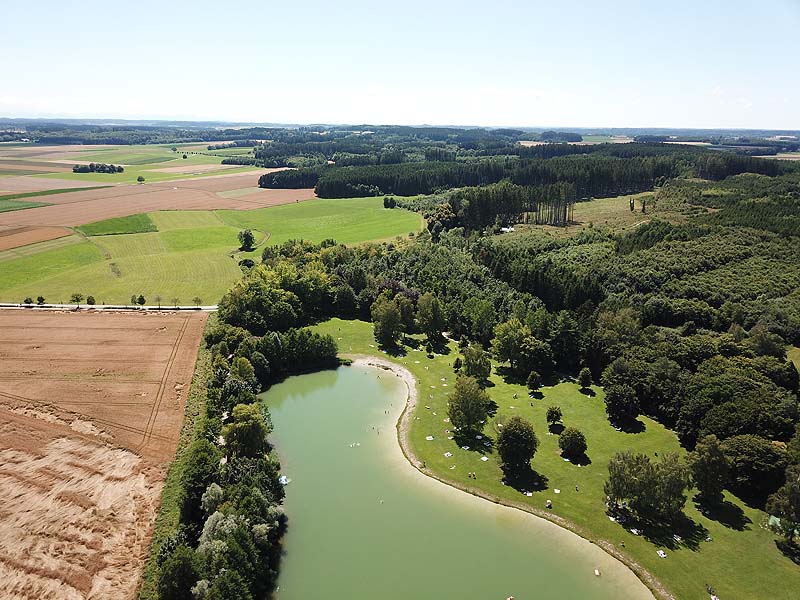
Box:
[0, 310, 207, 599]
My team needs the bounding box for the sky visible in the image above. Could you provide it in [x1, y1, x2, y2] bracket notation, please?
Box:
[1, 0, 798, 129]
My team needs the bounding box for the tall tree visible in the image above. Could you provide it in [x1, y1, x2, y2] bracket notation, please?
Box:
[462, 343, 491, 381]
[371, 293, 403, 347]
[497, 415, 539, 472]
[688, 435, 730, 505]
[416, 292, 446, 343]
[447, 375, 489, 433]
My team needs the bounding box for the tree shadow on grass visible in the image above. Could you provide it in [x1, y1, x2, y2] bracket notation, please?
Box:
[579, 387, 596, 397]
[548, 423, 565, 435]
[562, 452, 592, 467]
[694, 496, 751, 531]
[485, 399, 498, 418]
[612, 509, 708, 551]
[453, 430, 495, 454]
[615, 418, 646, 434]
[494, 365, 526, 385]
[528, 390, 544, 400]
[502, 465, 549, 494]
[776, 540, 800, 565]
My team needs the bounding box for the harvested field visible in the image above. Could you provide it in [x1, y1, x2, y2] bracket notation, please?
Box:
[0, 310, 207, 599]
[0, 226, 72, 251]
[0, 184, 316, 228]
[0, 177, 109, 194]
[148, 163, 242, 174]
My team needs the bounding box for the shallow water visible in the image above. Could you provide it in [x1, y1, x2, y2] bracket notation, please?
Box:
[264, 365, 652, 600]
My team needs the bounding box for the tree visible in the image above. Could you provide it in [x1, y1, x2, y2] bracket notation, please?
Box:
[497, 415, 539, 471]
[70, 293, 83, 306]
[172, 297, 180, 307]
[721, 434, 788, 500]
[688, 435, 730, 505]
[490, 318, 528, 372]
[137, 175, 145, 184]
[416, 292, 445, 343]
[447, 375, 489, 433]
[86, 295, 96, 305]
[137, 294, 146, 306]
[605, 451, 690, 521]
[130, 294, 137, 306]
[180, 439, 220, 527]
[578, 367, 592, 389]
[462, 344, 491, 381]
[453, 357, 462, 372]
[205, 569, 253, 600]
[546, 405, 562, 427]
[23, 297, 32, 304]
[36, 296, 45, 305]
[371, 293, 403, 347]
[157, 545, 199, 600]
[527, 370, 542, 393]
[154, 295, 162, 308]
[767, 464, 800, 542]
[182, 154, 188, 159]
[604, 384, 640, 425]
[223, 403, 270, 458]
[193, 296, 202, 307]
[238, 229, 256, 251]
[559, 427, 587, 458]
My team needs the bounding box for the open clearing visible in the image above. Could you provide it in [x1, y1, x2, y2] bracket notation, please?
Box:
[0, 309, 207, 599]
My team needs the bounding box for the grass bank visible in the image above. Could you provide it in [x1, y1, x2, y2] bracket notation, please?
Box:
[311, 318, 800, 600]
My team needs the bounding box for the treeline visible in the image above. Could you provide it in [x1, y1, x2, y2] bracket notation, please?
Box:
[73, 162, 123, 173]
[259, 148, 786, 200]
[154, 275, 340, 597]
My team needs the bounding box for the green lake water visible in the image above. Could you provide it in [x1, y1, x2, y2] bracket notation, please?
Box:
[264, 365, 652, 600]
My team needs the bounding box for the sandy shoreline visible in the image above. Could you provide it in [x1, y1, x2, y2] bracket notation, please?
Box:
[350, 356, 669, 600]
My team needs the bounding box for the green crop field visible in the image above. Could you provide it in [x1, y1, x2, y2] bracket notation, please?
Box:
[77, 213, 157, 236]
[219, 197, 424, 246]
[311, 318, 800, 600]
[0, 199, 51, 213]
[0, 198, 423, 305]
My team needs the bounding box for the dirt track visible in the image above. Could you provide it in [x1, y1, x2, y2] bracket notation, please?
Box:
[0, 310, 207, 599]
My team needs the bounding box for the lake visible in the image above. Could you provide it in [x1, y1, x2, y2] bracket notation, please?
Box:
[264, 364, 652, 600]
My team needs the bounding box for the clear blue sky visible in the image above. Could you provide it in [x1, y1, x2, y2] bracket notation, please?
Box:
[1, 0, 798, 129]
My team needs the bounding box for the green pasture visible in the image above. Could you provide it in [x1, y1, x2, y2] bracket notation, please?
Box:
[0, 199, 51, 213]
[218, 197, 423, 246]
[77, 213, 157, 236]
[0, 199, 422, 305]
[310, 318, 800, 600]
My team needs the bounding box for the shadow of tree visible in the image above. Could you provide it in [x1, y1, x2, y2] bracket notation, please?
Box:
[562, 452, 592, 466]
[694, 496, 751, 531]
[611, 509, 708, 551]
[617, 418, 646, 434]
[486, 400, 499, 418]
[453, 430, 495, 454]
[776, 539, 800, 565]
[494, 365, 526, 385]
[548, 423, 565, 435]
[579, 387, 596, 397]
[502, 465, 549, 493]
[529, 391, 544, 400]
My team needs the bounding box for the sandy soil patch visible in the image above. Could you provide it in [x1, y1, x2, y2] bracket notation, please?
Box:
[0, 160, 72, 173]
[0, 310, 207, 598]
[0, 226, 72, 251]
[147, 163, 242, 174]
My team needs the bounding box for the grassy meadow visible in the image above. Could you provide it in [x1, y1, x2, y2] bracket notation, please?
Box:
[0, 198, 422, 305]
[311, 318, 800, 600]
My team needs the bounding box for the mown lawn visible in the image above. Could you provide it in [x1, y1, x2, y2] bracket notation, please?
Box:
[311, 318, 800, 600]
